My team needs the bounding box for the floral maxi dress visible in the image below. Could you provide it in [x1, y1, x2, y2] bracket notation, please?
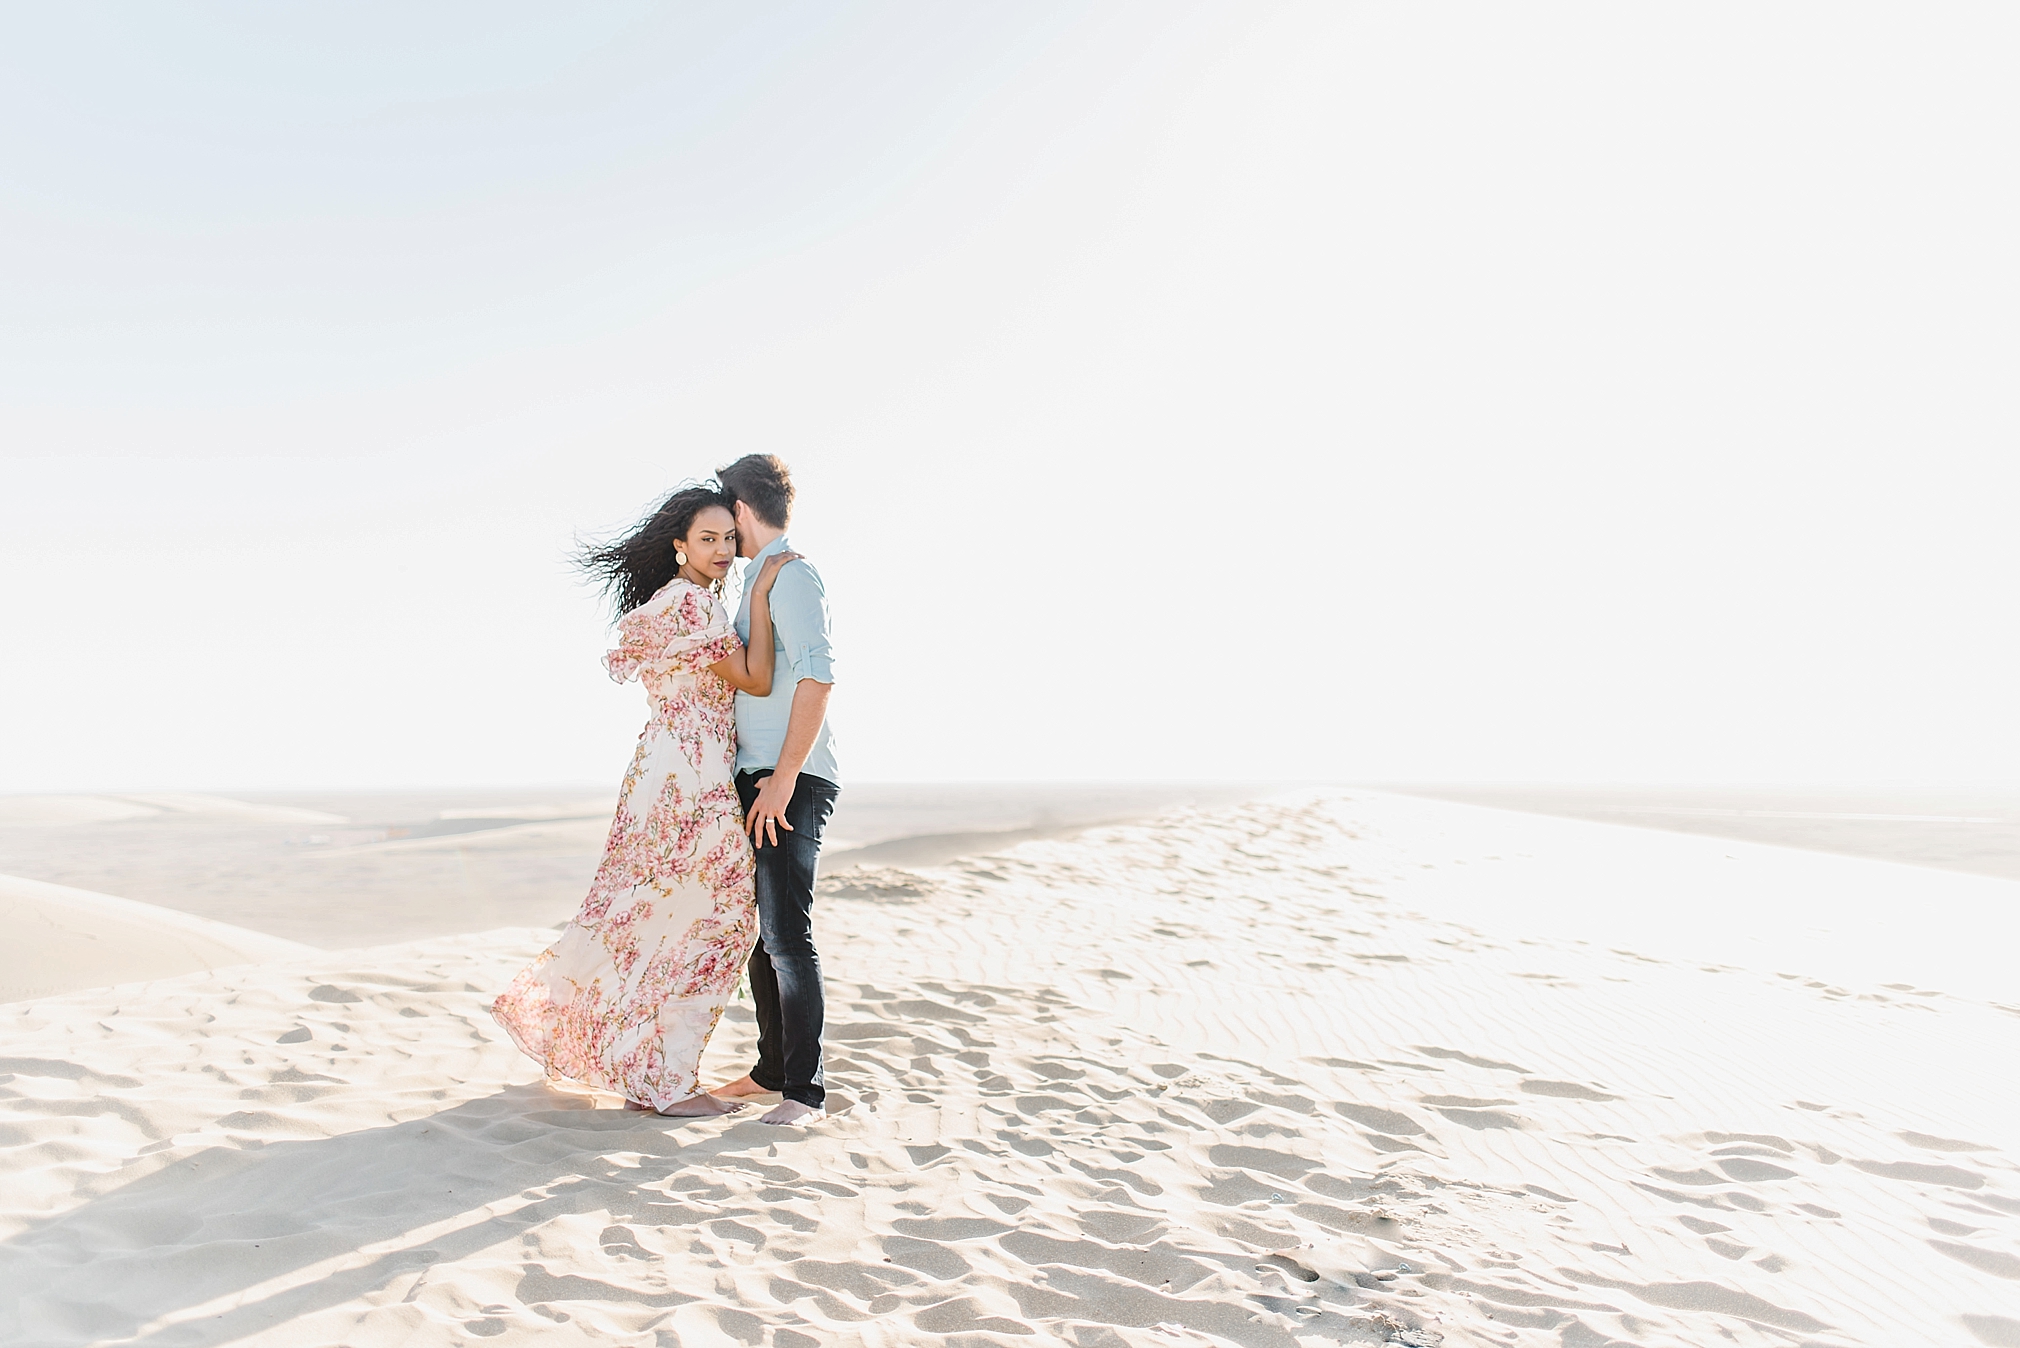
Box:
[491, 579, 759, 1109]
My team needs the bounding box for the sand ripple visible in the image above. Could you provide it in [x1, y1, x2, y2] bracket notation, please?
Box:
[2, 791, 2017, 1346]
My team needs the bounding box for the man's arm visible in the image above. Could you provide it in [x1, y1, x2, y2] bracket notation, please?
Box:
[746, 679, 832, 848]
[745, 561, 835, 849]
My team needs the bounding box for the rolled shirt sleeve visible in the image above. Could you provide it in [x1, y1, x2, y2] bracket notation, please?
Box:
[771, 561, 835, 685]
[733, 539, 841, 783]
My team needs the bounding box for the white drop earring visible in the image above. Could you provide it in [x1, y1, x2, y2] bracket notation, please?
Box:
[675, 550, 688, 567]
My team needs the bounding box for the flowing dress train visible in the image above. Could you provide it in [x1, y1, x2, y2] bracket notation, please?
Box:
[491, 579, 758, 1108]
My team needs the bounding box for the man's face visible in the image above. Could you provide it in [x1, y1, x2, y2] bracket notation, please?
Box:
[731, 500, 761, 558]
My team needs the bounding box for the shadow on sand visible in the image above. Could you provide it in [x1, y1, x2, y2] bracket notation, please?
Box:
[1, 1083, 809, 1347]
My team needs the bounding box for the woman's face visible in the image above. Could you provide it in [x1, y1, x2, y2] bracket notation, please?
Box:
[680, 505, 739, 582]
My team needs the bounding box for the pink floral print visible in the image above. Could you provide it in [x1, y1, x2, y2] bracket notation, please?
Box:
[491, 579, 758, 1109]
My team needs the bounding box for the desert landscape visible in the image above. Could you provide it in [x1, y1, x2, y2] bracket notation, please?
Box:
[7, 6, 2019, 1345]
[3, 788, 2015, 1346]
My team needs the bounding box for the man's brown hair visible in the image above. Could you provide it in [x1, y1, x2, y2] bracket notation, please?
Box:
[717, 454, 795, 530]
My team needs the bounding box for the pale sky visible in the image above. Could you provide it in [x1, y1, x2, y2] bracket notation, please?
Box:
[3, 3, 2017, 791]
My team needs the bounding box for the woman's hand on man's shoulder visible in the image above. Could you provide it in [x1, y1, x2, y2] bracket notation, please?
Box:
[752, 550, 803, 591]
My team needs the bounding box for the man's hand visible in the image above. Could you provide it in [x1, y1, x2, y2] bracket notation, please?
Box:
[746, 771, 798, 849]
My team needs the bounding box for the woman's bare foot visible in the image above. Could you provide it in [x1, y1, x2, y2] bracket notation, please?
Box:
[760, 1100, 824, 1126]
[713, 1074, 777, 1099]
[635, 1093, 745, 1117]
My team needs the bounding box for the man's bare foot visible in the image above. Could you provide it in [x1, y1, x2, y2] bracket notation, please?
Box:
[635, 1093, 745, 1117]
[760, 1100, 824, 1126]
[713, 1074, 777, 1099]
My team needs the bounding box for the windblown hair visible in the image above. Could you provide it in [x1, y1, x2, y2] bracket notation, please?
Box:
[577, 484, 732, 618]
[717, 453, 794, 530]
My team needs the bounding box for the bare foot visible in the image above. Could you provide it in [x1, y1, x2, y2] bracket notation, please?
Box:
[713, 1074, 778, 1099]
[650, 1093, 746, 1117]
[760, 1100, 825, 1126]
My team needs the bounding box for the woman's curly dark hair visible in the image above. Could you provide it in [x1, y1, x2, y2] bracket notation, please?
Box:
[578, 484, 733, 618]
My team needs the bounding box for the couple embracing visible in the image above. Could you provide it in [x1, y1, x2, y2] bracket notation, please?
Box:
[491, 454, 839, 1126]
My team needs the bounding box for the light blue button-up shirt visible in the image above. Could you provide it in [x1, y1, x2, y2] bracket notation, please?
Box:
[734, 535, 840, 785]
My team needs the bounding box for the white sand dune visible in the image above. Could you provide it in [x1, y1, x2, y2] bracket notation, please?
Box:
[298, 816, 615, 858]
[1326, 792, 2020, 1005]
[116, 794, 352, 825]
[0, 794, 349, 828]
[1, 792, 2017, 1346]
[0, 796, 167, 827]
[0, 874, 315, 1003]
[0, 784, 1272, 951]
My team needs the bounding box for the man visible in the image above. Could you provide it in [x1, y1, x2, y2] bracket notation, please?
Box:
[713, 454, 840, 1126]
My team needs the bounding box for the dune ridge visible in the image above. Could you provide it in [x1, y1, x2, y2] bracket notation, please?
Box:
[1, 791, 2016, 1346]
[0, 873, 315, 1003]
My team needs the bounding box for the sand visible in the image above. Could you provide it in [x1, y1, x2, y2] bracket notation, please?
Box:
[0, 874, 313, 1003]
[1392, 785, 2020, 885]
[2, 790, 2017, 1346]
[0, 783, 1274, 955]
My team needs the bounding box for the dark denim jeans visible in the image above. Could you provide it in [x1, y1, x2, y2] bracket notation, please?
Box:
[734, 769, 840, 1108]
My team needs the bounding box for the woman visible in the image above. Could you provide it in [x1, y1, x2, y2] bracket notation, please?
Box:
[491, 485, 797, 1116]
